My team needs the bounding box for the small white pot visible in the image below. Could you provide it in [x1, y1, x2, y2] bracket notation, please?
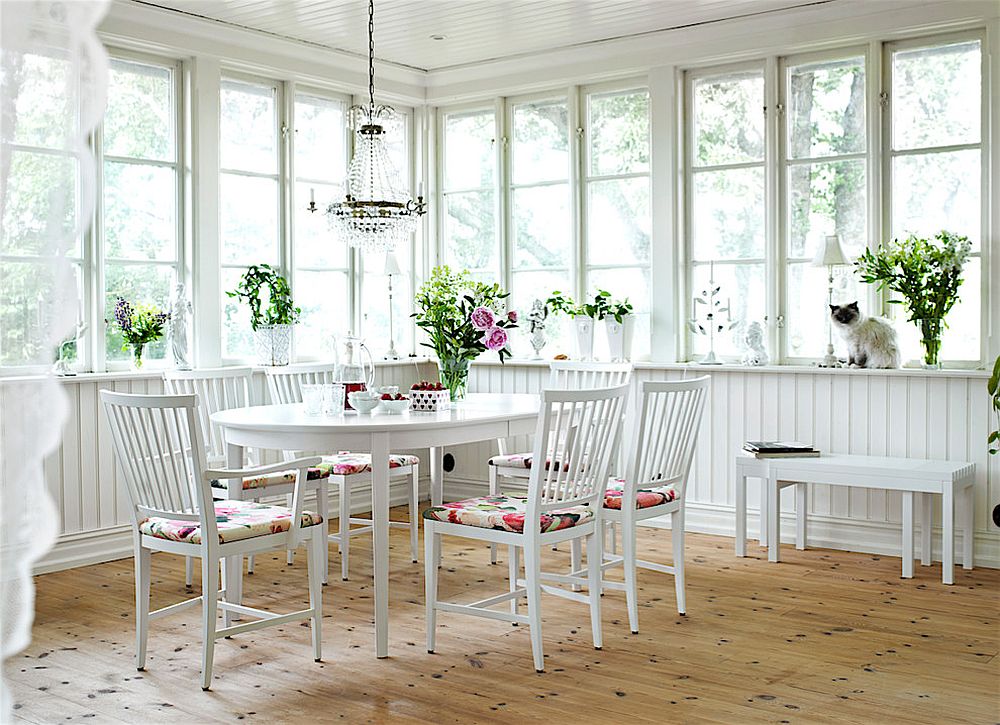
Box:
[605, 315, 635, 362]
[573, 315, 595, 361]
[254, 323, 292, 366]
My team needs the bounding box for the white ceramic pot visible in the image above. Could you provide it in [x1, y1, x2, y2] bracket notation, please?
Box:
[573, 315, 595, 361]
[605, 315, 635, 362]
[254, 323, 292, 366]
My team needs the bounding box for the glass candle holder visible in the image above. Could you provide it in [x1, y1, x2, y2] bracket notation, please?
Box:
[322, 383, 346, 416]
[301, 384, 323, 416]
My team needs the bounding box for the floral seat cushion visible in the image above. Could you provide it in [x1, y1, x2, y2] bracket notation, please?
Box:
[488, 453, 576, 472]
[604, 478, 679, 510]
[139, 499, 323, 545]
[211, 453, 419, 491]
[422, 493, 593, 534]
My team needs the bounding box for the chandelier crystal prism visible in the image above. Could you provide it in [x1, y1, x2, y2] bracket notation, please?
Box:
[309, 0, 426, 252]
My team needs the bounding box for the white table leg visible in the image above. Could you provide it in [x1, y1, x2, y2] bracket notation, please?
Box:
[371, 432, 391, 657]
[759, 476, 768, 546]
[767, 474, 781, 563]
[795, 484, 807, 550]
[942, 484, 954, 585]
[225, 442, 244, 617]
[735, 472, 747, 557]
[429, 446, 444, 507]
[920, 493, 933, 566]
[962, 484, 974, 570]
[901, 491, 914, 579]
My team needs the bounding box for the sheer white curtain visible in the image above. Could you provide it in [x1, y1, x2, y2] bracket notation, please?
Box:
[0, 1, 108, 717]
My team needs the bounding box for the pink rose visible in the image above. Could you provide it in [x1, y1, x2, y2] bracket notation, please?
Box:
[507, 310, 518, 323]
[469, 306, 495, 331]
[481, 325, 508, 351]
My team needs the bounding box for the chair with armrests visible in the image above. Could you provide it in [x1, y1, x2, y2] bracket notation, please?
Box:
[101, 390, 325, 690]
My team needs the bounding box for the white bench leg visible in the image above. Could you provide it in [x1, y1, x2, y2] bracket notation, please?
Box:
[962, 484, 974, 570]
[759, 477, 768, 546]
[901, 491, 914, 579]
[767, 474, 781, 563]
[795, 484, 807, 550]
[921, 493, 933, 566]
[942, 485, 954, 585]
[735, 472, 747, 557]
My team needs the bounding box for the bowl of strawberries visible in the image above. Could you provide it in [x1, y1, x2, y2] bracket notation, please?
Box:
[409, 381, 451, 411]
[379, 392, 410, 414]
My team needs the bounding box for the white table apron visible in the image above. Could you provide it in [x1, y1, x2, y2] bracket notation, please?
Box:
[734, 454, 975, 584]
[211, 393, 540, 658]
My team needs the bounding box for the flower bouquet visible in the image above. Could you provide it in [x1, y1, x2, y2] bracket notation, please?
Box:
[109, 297, 169, 369]
[855, 230, 971, 368]
[412, 266, 517, 400]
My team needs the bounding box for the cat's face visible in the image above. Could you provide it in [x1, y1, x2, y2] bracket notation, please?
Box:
[830, 302, 861, 326]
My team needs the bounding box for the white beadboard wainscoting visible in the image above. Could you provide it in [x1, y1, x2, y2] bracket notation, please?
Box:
[26, 359, 437, 573]
[445, 361, 1000, 569]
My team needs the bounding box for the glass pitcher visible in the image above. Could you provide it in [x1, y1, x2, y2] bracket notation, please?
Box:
[336, 331, 376, 409]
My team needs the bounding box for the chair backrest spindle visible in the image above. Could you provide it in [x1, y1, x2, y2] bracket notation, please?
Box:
[163, 367, 254, 466]
[264, 363, 337, 405]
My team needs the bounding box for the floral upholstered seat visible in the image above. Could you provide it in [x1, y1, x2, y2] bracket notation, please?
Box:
[139, 499, 323, 545]
[488, 453, 576, 472]
[210, 453, 419, 490]
[603, 479, 679, 510]
[422, 493, 593, 533]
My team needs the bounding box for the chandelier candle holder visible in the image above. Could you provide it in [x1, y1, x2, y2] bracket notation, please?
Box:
[688, 261, 735, 365]
[307, 0, 426, 252]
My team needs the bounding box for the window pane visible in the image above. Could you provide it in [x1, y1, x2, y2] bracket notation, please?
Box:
[0, 261, 82, 366]
[691, 167, 764, 260]
[296, 270, 349, 359]
[382, 109, 409, 189]
[690, 263, 764, 358]
[588, 266, 651, 358]
[294, 181, 347, 268]
[787, 57, 865, 159]
[443, 190, 497, 275]
[220, 79, 277, 174]
[444, 110, 495, 190]
[895, 259, 980, 363]
[105, 59, 173, 161]
[294, 93, 346, 183]
[787, 159, 866, 259]
[104, 263, 174, 362]
[892, 41, 980, 151]
[104, 161, 176, 261]
[222, 266, 254, 359]
[512, 99, 568, 185]
[589, 90, 649, 176]
[13, 54, 76, 149]
[785, 262, 861, 359]
[891, 149, 980, 249]
[220, 173, 279, 265]
[586, 178, 650, 266]
[512, 184, 570, 269]
[693, 72, 764, 166]
[1, 150, 77, 256]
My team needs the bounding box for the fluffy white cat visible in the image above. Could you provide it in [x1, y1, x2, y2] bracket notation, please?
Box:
[830, 302, 900, 369]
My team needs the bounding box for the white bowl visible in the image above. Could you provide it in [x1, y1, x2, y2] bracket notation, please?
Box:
[377, 385, 399, 396]
[379, 398, 410, 414]
[348, 393, 380, 414]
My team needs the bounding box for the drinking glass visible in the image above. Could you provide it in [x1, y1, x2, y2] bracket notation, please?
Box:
[322, 383, 346, 416]
[302, 384, 323, 416]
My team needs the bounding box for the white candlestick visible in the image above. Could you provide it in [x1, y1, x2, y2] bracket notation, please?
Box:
[417, 181, 423, 198]
[310, 187, 315, 204]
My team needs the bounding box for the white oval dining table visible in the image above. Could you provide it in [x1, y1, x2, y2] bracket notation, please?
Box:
[211, 392, 541, 658]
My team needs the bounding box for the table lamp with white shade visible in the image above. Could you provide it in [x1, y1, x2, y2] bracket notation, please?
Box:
[812, 234, 850, 367]
[383, 253, 402, 360]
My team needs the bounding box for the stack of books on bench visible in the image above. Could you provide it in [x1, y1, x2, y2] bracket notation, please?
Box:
[743, 441, 820, 459]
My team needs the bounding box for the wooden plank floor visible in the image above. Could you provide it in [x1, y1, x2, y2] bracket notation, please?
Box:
[7, 508, 999, 724]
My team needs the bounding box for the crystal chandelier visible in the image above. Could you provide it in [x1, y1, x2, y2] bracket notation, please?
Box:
[309, 0, 426, 252]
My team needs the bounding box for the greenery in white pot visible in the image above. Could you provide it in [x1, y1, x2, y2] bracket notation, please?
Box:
[598, 294, 635, 362]
[227, 264, 301, 365]
[546, 291, 601, 361]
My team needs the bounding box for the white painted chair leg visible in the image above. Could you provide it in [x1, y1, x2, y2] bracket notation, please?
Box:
[286, 493, 295, 565]
[508, 544, 520, 621]
[672, 509, 686, 615]
[622, 519, 639, 633]
[339, 478, 351, 581]
[524, 543, 545, 672]
[570, 538, 583, 592]
[317, 482, 329, 584]
[222, 555, 239, 628]
[185, 556, 194, 587]
[409, 466, 420, 563]
[200, 554, 219, 691]
[424, 525, 440, 653]
[609, 521, 618, 555]
[489, 465, 499, 564]
[587, 531, 604, 650]
[247, 554, 255, 575]
[134, 543, 151, 670]
[306, 528, 324, 662]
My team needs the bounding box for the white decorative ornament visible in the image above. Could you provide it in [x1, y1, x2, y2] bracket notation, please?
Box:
[741, 321, 769, 367]
[169, 282, 192, 370]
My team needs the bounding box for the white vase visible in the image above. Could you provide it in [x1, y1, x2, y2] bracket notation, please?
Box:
[254, 323, 292, 366]
[605, 315, 634, 362]
[573, 315, 595, 361]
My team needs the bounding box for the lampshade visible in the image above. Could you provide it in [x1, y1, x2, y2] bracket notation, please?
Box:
[383, 252, 401, 276]
[811, 234, 850, 267]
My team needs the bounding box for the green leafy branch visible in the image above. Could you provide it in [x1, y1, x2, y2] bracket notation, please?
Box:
[226, 264, 301, 330]
[989, 356, 1000, 455]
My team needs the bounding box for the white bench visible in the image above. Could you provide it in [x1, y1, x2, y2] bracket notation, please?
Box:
[735, 454, 975, 584]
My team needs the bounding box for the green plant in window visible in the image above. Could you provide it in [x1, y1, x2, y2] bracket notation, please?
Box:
[988, 355, 1000, 455]
[226, 264, 301, 330]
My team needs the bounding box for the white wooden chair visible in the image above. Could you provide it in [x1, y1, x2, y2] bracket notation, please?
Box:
[564, 377, 709, 633]
[264, 364, 420, 580]
[163, 367, 332, 583]
[424, 383, 629, 672]
[488, 361, 633, 567]
[101, 390, 324, 691]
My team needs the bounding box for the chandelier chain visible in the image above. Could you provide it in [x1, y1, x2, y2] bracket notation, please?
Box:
[367, 0, 375, 109]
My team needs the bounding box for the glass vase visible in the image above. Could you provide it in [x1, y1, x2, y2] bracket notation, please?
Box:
[915, 318, 943, 369]
[437, 356, 470, 402]
[131, 343, 145, 370]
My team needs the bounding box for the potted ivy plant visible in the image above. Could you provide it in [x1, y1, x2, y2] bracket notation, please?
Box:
[546, 291, 599, 361]
[989, 355, 1000, 455]
[600, 294, 635, 362]
[227, 264, 301, 366]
